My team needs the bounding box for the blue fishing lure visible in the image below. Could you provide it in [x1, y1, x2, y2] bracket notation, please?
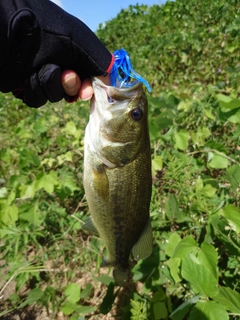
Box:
[110, 49, 151, 93]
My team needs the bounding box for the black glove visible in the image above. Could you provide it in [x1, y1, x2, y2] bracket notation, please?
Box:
[0, 0, 113, 107]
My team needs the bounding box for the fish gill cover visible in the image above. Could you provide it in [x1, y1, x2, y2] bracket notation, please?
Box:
[110, 48, 151, 92]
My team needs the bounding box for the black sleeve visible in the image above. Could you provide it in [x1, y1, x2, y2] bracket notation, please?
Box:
[0, 0, 114, 107]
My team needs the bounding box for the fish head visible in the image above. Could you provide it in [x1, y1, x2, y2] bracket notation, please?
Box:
[87, 78, 149, 168]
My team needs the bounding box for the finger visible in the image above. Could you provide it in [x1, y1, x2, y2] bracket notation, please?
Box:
[18, 64, 64, 108]
[62, 70, 81, 96]
[79, 78, 94, 101]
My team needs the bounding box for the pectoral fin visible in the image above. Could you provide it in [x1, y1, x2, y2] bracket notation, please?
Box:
[83, 217, 99, 236]
[92, 161, 109, 201]
[132, 218, 152, 261]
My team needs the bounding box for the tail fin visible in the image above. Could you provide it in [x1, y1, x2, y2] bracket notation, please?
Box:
[101, 259, 129, 286]
[113, 267, 130, 286]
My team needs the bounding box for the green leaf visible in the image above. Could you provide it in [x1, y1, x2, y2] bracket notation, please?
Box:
[70, 315, 83, 320]
[151, 289, 169, 318]
[202, 184, 217, 198]
[197, 242, 218, 279]
[149, 122, 160, 140]
[181, 254, 219, 298]
[61, 121, 81, 139]
[218, 204, 240, 234]
[33, 119, 48, 133]
[57, 151, 73, 165]
[6, 190, 16, 205]
[188, 300, 229, 320]
[172, 236, 197, 259]
[165, 194, 183, 221]
[208, 153, 228, 169]
[41, 157, 56, 168]
[19, 288, 44, 308]
[151, 288, 166, 302]
[80, 283, 93, 300]
[167, 257, 181, 283]
[165, 233, 181, 257]
[204, 108, 215, 120]
[226, 164, 240, 191]
[131, 299, 148, 320]
[153, 301, 168, 319]
[217, 94, 240, 112]
[132, 249, 161, 282]
[64, 283, 81, 304]
[213, 286, 240, 313]
[0, 203, 18, 227]
[0, 187, 8, 198]
[228, 109, 240, 123]
[19, 204, 43, 227]
[195, 177, 204, 192]
[170, 295, 200, 320]
[209, 213, 240, 253]
[75, 305, 97, 315]
[174, 129, 189, 151]
[227, 45, 238, 53]
[191, 126, 211, 146]
[152, 155, 163, 175]
[178, 100, 192, 112]
[198, 183, 217, 198]
[205, 140, 226, 153]
[20, 184, 35, 198]
[61, 301, 78, 315]
[34, 171, 59, 194]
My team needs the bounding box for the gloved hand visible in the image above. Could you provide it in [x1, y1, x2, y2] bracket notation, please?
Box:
[0, 0, 113, 107]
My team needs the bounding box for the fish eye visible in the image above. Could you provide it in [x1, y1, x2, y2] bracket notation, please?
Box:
[130, 108, 143, 121]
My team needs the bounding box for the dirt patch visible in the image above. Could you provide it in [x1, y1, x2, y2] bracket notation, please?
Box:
[0, 264, 135, 320]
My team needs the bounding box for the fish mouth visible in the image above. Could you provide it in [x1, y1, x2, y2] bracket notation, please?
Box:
[92, 77, 143, 103]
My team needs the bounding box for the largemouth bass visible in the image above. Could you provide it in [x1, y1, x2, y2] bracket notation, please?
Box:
[83, 77, 152, 286]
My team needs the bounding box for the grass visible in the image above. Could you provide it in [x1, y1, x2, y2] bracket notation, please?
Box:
[0, 84, 240, 319]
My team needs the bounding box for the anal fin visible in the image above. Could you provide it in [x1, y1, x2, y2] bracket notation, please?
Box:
[82, 216, 99, 236]
[132, 218, 152, 261]
[100, 258, 111, 268]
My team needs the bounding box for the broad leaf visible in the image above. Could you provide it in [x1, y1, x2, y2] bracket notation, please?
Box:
[0, 203, 18, 227]
[167, 257, 181, 283]
[226, 164, 240, 191]
[181, 255, 219, 298]
[197, 242, 218, 279]
[61, 301, 78, 315]
[19, 204, 43, 227]
[165, 233, 181, 257]
[64, 283, 81, 304]
[152, 155, 163, 175]
[188, 300, 229, 320]
[174, 129, 189, 151]
[165, 194, 183, 221]
[172, 236, 197, 259]
[208, 153, 228, 169]
[170, 296, 200, 320]
[217, 94, 240, 112]
[213, 286, 240, 313]
[219, 204, 240, 234]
